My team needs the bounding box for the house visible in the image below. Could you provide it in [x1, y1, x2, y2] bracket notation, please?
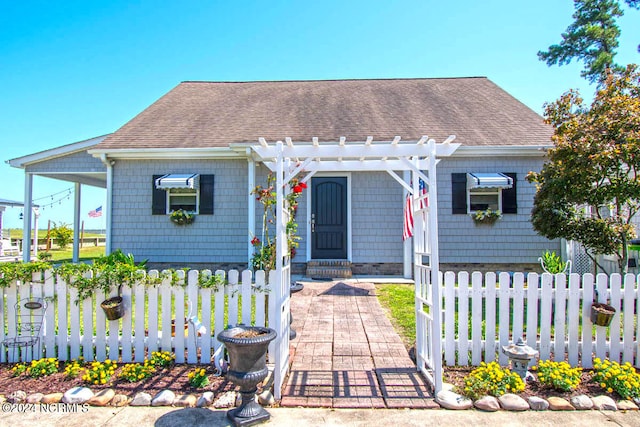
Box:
[8, 78, 557, 277]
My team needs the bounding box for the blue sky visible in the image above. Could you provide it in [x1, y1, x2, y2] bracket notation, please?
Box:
[1, 0, 639, 230]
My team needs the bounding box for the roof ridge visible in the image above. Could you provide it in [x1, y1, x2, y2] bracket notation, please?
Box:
[179, 77, 488, 84]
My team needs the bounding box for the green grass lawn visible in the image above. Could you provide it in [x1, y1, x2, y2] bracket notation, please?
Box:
[3, 228, 104, 239]
[376, 284, 416, 347]
[48, 246, 106, 262]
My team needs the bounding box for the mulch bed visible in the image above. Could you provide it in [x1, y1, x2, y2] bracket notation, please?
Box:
[0, 363, 234, 398]
[444, 365, 630, 401]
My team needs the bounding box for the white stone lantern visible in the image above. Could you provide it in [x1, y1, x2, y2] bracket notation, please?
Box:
[502, 337, 538, 380]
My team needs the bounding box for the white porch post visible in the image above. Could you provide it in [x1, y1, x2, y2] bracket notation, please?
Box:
[22, 173, 33, 262]
[247, 153, 256, 268]
[32, 208, 39, 259]
[102, 155, 114, 254]
[0, 206, 4, 255]
[403, 170, 412, 279]
[72, 182, 81, 262]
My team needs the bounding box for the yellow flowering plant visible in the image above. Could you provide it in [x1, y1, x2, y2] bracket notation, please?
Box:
[461, 361, 525, 400]
[150, 351, 176, 368]
[532, 360, 581, 392]
[26, 358, 59, 378]
[592, 358, 640, 400]
[82, 359, 117, 386]
[63, 359, 84, 379]
[187, 367, 209, 388]
[10, 363, 27, 377]
[119, 361, 156, 382]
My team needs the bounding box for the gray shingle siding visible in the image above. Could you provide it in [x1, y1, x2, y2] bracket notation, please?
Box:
[111, 159, 247, 264]
[351, 172, 403, 263]
[109, 156, 558, 266]
[437, 157, 560, 263]
[25, 151, 105, 173]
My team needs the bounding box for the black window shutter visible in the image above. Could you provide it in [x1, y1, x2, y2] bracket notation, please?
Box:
[152, 175, 166, 215]
[502, 173, 517, 214]
[451, 173, 467, 214]
[199, 174, 215, 215]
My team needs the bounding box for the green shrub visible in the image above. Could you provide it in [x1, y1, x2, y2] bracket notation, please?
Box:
[50, 222, 73, 249]
[540, 250, 567, 274]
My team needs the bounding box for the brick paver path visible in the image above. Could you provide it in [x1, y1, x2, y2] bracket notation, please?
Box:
[281, 281, 437, 409]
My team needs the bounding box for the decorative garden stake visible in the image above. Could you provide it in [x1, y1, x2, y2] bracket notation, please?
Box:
[502, 337, 538, 380]
[217, 325, 277, 427]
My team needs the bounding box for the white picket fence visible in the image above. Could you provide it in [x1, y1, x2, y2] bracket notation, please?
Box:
[0, 269, 275, 364]
[442, 272, 640, 368]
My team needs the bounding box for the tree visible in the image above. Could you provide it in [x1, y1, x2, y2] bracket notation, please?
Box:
[538, 0, 639, 83]
[527, 65, 640, 273]
[50, 222, 73, 249]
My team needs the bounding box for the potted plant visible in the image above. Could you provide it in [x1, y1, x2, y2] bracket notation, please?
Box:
[170, 209, 195, 225]
[472, 208, 502, 225]
[93, 250, 147, 320]
[217, 325, 277, 426]
[539, 250, 571, 274]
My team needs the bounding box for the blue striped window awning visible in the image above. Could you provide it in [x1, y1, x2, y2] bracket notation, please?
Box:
[467, 173, 513, 189]
[155, 174, 200, 190]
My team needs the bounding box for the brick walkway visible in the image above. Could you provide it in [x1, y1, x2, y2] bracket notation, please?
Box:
[281, 281, 437, 409]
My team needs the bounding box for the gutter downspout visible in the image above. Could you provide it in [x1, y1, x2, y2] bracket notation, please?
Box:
[99, 154, 113, 254]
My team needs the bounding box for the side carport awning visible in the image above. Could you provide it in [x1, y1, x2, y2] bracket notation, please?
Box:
[467, 172, 513, 189]
[155, 174, 200, 189]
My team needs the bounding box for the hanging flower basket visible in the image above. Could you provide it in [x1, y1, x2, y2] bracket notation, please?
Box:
[100, 285, 125, 321]
[101, 296, 125, 321]
[472, 209, 502, 225]
[169, 209, 195, 225]
[590, 302, 616, 327]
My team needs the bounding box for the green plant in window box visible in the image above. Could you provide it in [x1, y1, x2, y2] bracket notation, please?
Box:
[472, 208, 502, 225]
[170, 209, 195, 225]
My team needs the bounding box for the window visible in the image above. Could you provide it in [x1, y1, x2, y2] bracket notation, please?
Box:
[152, 174, 215, 215]
[452, 172, 517, 215]
[468, 187, 501, 213]
[168, 188, 199, 213]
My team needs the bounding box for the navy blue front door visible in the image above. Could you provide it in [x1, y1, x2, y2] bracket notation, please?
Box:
[311, 177, 347, 259]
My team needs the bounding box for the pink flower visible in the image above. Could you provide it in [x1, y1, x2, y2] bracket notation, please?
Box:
[251, 237, 260, 246]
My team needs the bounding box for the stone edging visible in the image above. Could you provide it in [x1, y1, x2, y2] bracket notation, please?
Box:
[2, 387, 638, 412]
[0, 387, 275, 409]
[435, 389, 640, 411]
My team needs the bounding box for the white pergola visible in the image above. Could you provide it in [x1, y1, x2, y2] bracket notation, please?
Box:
[250, 135, 460, 396]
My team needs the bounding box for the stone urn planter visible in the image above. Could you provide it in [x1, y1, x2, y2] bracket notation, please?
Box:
[217, 325, 276, 427]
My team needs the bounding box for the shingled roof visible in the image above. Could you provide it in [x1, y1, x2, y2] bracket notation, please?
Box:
[97, 78, 553, 150]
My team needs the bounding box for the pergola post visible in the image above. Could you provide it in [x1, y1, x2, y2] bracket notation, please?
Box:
[251, 135, 458, 397]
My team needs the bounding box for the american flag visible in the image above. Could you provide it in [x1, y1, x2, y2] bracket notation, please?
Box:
[402, 179, 427, 240]
[88, 206, 103, 218]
